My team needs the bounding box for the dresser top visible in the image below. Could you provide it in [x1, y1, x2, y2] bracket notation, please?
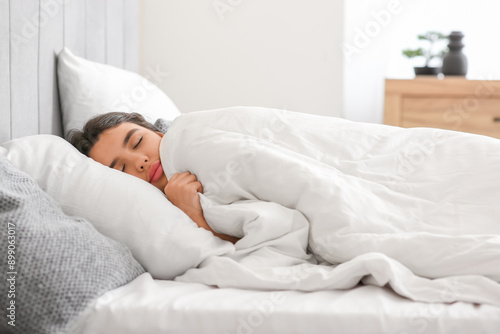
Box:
[385, 77, 500, 96]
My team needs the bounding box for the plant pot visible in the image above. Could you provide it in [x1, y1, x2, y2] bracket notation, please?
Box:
[414, 66, 441, 75]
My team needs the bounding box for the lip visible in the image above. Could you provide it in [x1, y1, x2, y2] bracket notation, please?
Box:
[148, 161, 163, 183]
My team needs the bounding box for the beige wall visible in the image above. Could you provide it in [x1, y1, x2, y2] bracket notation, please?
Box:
[139, 0, 344, 117]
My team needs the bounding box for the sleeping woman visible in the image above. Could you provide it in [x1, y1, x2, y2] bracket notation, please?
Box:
[69, 108, 500, 285]
[68, 112, 239, 244]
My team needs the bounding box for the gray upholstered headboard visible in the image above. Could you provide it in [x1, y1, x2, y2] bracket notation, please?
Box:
[0, 0, 139, 143]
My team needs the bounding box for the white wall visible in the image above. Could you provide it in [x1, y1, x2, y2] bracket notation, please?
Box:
[344, 0, 500, 123]
[140, 0, 500, 123]
[139, 0, 344, 117]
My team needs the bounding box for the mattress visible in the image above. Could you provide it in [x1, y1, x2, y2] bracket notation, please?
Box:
[71, 273, 500, 334]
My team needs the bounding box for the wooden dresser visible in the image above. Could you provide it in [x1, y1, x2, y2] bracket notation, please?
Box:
[384, 78, 500, 139]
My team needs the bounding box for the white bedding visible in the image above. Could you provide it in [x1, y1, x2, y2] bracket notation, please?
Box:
[159, 106, 500, 306]
[72, 273, 500, 334]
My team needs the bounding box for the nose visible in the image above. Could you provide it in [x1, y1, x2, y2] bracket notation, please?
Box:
[137, 156, 149, 171]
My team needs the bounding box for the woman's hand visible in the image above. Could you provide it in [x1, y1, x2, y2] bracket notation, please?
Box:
[164, 171, 239, 244]
[164, 171, 204, 220]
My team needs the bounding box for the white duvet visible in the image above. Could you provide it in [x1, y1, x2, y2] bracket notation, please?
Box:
[159, 106, 500, 306]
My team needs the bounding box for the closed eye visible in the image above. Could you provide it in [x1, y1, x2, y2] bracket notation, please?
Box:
[134, 137, 143, 149]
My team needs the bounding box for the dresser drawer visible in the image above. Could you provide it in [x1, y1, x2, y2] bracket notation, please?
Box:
[401, 97, 500, 138]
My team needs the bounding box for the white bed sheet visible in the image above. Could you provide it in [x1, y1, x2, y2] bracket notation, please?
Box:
[71, 273, 500, 334]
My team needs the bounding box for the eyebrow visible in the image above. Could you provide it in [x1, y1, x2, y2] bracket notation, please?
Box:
[109, 128, 139, 168]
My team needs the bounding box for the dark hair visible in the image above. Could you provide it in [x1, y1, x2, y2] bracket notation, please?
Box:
[68, 112, 159, 156]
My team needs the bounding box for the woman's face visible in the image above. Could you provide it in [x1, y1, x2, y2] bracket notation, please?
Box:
[89, 122, 168, 191]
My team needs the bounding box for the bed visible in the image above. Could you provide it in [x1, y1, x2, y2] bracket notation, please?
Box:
[1, 1, 500, 334]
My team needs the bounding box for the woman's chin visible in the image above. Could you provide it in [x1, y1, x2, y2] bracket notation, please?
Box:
[152, 174, 168, 192]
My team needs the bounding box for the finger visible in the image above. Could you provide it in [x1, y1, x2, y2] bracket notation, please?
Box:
[180, 173, 198, 184]
[168, 172, 191, 184]
[169, 172, 181, 182]
[193, 181, 203, 193]
[175, 171, 193, 182]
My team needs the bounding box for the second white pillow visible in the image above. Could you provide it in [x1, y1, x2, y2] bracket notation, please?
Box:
[57, 47, 181, 137]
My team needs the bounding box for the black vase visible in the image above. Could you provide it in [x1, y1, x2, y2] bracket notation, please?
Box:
[442, 31, 468, 76]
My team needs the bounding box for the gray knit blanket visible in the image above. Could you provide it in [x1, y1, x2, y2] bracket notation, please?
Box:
[0, 154, 145, 334]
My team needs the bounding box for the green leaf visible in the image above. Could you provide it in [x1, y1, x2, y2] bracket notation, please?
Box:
[402, 48, 424, 58]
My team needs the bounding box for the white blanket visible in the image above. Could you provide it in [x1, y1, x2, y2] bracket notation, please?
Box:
[159, 106, 500, 306]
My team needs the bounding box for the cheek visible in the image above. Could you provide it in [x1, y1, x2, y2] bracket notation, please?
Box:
[131, 171, 146, 179]
[88, 150, 107, 166]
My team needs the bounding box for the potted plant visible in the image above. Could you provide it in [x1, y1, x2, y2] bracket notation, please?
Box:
[402, 31, 448, 75]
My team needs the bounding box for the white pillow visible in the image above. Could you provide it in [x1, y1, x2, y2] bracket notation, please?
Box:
[1, 135, 234, 280]
[57, 47, 181, 137]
